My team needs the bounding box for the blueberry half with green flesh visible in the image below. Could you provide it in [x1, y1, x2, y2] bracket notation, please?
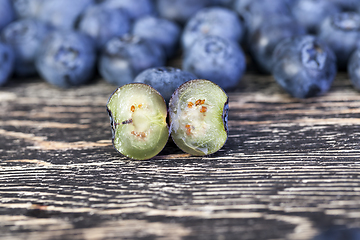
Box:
[169, 79, 229, 156]
[106, 83, 169, 160]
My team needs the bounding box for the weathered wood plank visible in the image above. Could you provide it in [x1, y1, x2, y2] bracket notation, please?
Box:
[1, 73, 360, 240]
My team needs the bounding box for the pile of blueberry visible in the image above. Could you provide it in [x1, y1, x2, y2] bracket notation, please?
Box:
[1, 0, 360, 97]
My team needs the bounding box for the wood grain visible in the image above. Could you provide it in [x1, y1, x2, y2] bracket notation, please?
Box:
[1, 73, 360, 240]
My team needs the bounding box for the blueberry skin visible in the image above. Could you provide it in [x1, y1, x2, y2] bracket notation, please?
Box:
[99, 35, 166, 86]
[100, 0, 155, 20]
[248, 16, 306, 74]
[156, 0, 212, 24]
[182, 35, 246, 90]
[181, 7, 244, 51]
[348, 48, 360, 90]
[313, 227, 360, 240]
[0, 42, 15, 86]
[318, 12, 360, 70]
[37, 0, 94, 30]
[35, 31, 96, 88]
[12, 0, 45, 19]
[272, 35, 337, 99]
[1, 18, 52, 77]
[0, 0, 15, 31]
[291, 0, 341, 34]
[132, 16, 181, 58]
[77, 4, 130, 50]
[133, 67, 197, 102]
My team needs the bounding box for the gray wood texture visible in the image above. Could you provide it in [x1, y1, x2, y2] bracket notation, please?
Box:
[1, 73, 360, 240]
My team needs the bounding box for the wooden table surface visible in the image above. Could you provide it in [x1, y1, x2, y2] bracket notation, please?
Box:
[1, 71, 360, 240]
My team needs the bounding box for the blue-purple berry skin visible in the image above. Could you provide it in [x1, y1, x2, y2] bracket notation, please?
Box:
[1, 18, 52, 77]
[77, 4, 130, 50]
[133, 67, 197, 103]
[156, 0, 212, 24]
[181, 7, 244, 51]
[248, 16, 306, 74]
[99, 34, 166, 87]
[183, 35, 246, 90]
[36, 30, 96, 88]
[318, 12, 360, 70]
[12, 0, 45, 19]
[0, 42, 15, 86]
[132, 16, 181, 59]
[272, 35, 337, 99]
[100, 0, 155, 20]
[37, 0, 94, 30]
[0, 0, 15, 32]
[291, 0, 341, 34]
[348, 48, 360, 90]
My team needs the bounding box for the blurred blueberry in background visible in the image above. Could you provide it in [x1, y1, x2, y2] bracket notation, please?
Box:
[1, 18, 52, 77]
[0, 0, 15, 32]
[132, 16, 181, 59]
[36, 30, 96, 88]
[0, 42, 15, 86]
[99, 34, 165, 86]
[348, 48, 360, 90]
[12, 0, 45, 19]
[181, 7, 244, 51]
[272, 35, 337, 98]
[133, 67, 197, 103]
[77, 4, 130, 50]
[99, 0, 155, 20]
[183, 35, 246, 90]
[313, 227, 360, 240]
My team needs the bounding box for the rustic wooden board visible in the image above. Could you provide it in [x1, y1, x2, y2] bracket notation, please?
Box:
[1, 72, 360, 240]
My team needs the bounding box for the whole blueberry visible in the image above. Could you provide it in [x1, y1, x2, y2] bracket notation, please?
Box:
[100, 0, 154, 20]
[272, 35, 337, 98]
[36, 30, 96, 88]
[156, 0, 212, 24]
[132, 16, 181, 58]
[233, 0, 293, 33]
[37, 0, 94, 30]
[248, 16, 306, 74]
[99, 34, 166, 86]
[291, 0, 341, 34]
[77, 4, 130, 50]
[328, 0, 359, 11]
[133, 67, 197, 102]
[318, 12, 360, 69]
[183, 35, 246, 90]
[1, 18, 52, 77]
[0, 42, 15, 86]
[348, 48, 360, 90]
[181, 7, 244, 51]
[0, 0, 15, 31]
[12, 0, 45, 19]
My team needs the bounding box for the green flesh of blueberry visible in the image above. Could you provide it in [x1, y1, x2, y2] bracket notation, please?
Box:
[169, 79, 229, 156]
[106, 83, 169, 160]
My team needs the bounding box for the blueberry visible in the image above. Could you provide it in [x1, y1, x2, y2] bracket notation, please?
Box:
[272, 35, 337, 98]
[181, 7, 244, 51]
[100, 0, 155, 20]
[133, 67, 197, 103]
[0, 0, 15, 31]
[35, 30, 96, 88]
[37, 0, 94, 30]
[12, 0, 45, 19]
[348, 48, 360, 90]
[106, 83, 169, 160]
[156, 0, 212, 24]
[0, 42, 15, 86]
[99, 34, 166, 86]
[233, 0, 293, 33]
[328, 0, 359, 11]
[291, 0, 341, 34]
[169, 79, 229, 156]
[132, 16, 181, 58]
[183, 35, 246, 90]
[77, 4, 130, 50]
[248, 15, 306, 73]
[1, 18, 52, 77]
[313, 227, 360, 240]
[318, 12, 360, 69]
